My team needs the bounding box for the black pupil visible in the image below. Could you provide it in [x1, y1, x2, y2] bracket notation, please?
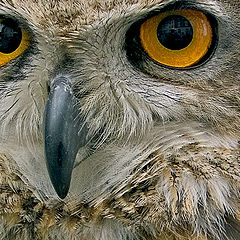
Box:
[0, 19, 22, 54]
[157, 15, 193, 50]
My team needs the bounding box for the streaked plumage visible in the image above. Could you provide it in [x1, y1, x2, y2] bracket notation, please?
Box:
[0, 0, 239, 239]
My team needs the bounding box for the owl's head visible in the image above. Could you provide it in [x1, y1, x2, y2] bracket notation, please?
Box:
[0, 0, 239, 236]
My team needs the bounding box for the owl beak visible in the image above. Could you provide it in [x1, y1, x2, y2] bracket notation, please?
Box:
[44, 76, 87, 199]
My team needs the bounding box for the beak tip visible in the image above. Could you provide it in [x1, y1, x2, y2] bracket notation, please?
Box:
[46, 158, 72, 199]
[45, 151, 74, 199]
[52, 180, 70, 199]
[56, 189, 69, 199]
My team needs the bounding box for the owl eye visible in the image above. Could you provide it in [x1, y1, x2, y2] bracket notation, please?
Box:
[0, 18, 30, 67]
[139, 9, 215, 68]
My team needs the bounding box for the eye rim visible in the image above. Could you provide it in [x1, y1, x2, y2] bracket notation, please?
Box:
[125, 8, 218, 71]
[0, 17, 31, 67]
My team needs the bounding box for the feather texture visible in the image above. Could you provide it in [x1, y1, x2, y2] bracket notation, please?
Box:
[0, 0, 239, 239]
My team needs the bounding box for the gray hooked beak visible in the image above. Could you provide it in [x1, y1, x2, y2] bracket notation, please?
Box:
[44, 76, 87, 199]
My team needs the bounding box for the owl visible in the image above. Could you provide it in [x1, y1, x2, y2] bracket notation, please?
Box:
[0, 0, 239, 239]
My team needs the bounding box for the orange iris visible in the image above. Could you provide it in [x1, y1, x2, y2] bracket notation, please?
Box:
[140, 9, 213, 68]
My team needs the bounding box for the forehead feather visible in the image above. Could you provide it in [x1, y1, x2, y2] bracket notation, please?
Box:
[2, 0, 165, 25]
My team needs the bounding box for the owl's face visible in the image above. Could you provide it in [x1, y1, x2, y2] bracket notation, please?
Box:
[0, 0, 239, 237]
